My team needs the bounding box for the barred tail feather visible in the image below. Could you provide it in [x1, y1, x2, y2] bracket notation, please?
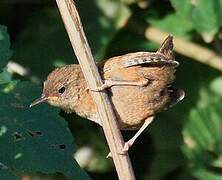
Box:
[122, 57, 179, 68]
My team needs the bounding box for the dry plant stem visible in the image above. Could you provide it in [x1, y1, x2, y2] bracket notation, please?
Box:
[55, 0, 136, 179]
[146, 27, 222, 72]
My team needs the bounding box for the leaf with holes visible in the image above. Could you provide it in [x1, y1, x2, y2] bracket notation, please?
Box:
[0, 82, 90, 180]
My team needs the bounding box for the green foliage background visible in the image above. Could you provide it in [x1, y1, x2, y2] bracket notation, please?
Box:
[1, 0, 222, 179]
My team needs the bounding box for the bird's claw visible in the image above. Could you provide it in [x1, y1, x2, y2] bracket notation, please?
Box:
[85, 81, 108, 92]
[106, 152, 112, 159]
[106, 140, 135, 158]
[122, 139, 135, 152]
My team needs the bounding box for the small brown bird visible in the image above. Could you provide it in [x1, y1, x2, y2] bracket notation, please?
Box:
[30, 36, 184, 152]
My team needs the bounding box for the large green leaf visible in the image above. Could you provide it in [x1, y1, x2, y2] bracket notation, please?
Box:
[0, 82, 90, 180]
[0, 25, 12, 69]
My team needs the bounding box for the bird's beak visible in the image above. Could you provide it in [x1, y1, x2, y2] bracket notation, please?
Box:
[30, 94, 48, 108]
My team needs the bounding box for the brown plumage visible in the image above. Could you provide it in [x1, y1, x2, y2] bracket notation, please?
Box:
[30, 36, 184, 151]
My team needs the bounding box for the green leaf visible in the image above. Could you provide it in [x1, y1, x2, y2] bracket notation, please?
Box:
[170, 0, 192, 18]
[0, 68, 12, 85]
[0, 25, 12, 69]
[192, 168, 222, 180]
[210, 76, 222, 97]
[0, 68, 17, 94]
[149, 0, 193, 37]
[170, 0, 222, 41]
[149, 14, 193, 37]
[0, 82, 90, 180]
[151, 0, 222, 40]
[190, 0, 219, 42]
[182, 91, 222, 179]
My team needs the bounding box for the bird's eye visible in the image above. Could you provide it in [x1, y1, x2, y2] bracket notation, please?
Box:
[58, 86, 66, 94]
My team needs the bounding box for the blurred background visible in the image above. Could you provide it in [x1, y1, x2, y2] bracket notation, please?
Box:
[1, 0, 222, 179]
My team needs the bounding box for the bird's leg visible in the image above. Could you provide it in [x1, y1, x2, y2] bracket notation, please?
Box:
[90, 79, 149, 91]
[106, 116, 154, 158]
[122, 116, 154, 152]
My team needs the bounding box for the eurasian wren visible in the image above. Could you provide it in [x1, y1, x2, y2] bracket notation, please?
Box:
[30, 36, 184, 151]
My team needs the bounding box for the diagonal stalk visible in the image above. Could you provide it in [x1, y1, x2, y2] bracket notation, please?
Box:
[55, 1, 136, 179]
